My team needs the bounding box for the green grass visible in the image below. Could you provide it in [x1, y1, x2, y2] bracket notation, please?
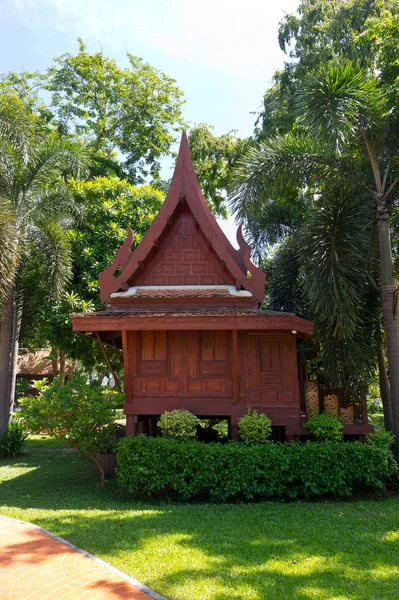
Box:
[370, 413, 385, 431]
[1, 436, 399, 600]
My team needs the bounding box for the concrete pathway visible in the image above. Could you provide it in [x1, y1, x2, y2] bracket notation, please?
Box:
[0, 516, 167, 600]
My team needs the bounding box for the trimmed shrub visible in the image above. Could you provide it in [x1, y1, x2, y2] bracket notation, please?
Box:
[238, 407, 272, 443]
[367, 429, 395, 451]
[304, 411, 344, 441]
[158, 409, 199, 440]
[0, 417, 29, 458]
[116, 436, 397, 502]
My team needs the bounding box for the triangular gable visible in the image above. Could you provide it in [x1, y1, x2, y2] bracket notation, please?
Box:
[99, 132, 266, 304]
[135, 210, 236, 287]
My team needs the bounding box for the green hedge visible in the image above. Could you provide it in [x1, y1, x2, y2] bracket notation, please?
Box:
[116, 436, 397, 502]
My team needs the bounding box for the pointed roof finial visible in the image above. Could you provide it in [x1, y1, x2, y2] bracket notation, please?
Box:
[98, 132, 266, 303]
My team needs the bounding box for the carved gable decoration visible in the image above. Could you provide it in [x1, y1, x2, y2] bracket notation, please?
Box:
[136, 210, 235, 287]
[99, 132, 266, 307]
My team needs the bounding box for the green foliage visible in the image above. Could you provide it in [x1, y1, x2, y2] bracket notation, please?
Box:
[20, 372, 123, 483]
[3, 39, 185, 183]
[238, 407, 272, 443]
[367, 429, 395, 451]
[257, 0, 395, 138]
[304, 411, 344, 441]
[361, 7, 399, 105]
[117, 436, 397, 502]
[69, 177, 162, 302]
[158, 409, 200, 441]
[0, 417, 29, 458]
[296, 61, 384, 153]
[36, 292, 108, 370]
[0, 94, 87, 301]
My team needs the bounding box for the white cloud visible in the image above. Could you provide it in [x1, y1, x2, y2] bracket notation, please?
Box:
[8, 0, 299, 77]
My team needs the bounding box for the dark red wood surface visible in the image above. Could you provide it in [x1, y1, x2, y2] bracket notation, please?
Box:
[122, 329, 302, 431]
[98, 132, 266, 304]
[71, 132, 320, 438]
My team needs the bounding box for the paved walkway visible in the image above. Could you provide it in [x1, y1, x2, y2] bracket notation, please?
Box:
[0, 516, 166, 600]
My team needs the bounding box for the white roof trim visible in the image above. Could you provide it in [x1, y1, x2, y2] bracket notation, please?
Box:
[110, 285, 253, 298]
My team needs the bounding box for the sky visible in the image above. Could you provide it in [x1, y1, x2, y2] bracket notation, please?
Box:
[0, 0, 300, 245]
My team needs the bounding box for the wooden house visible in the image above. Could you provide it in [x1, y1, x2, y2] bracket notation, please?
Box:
[72, 133, 372, 440]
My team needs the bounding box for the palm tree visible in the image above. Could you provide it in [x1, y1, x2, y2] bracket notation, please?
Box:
[0, 94, 88, 434]
[230, 62, 399, 449]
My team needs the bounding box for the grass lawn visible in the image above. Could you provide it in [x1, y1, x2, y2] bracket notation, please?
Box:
[0, 430, 398, 600]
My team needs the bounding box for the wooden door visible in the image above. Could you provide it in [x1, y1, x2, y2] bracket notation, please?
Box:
[243, 333, 298, 406]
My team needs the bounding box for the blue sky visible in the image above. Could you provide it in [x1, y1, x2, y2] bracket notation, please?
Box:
[0, 0, 300, 244]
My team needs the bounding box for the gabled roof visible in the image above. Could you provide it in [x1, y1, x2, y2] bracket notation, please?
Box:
[99, 132, 266, 304]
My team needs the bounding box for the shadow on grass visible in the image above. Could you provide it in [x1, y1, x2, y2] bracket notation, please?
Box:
[1, 439, 399, 599]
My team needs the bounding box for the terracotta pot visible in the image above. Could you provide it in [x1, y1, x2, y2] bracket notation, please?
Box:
[340, 405, 354, 425]
[324, 394, 339, 417]
[304, 381, 319, 416]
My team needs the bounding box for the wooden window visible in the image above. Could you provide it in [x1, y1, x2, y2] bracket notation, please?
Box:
[138, 331, 168, 376]
[258, 340, 282, 386]
[199, 331, 229, 376]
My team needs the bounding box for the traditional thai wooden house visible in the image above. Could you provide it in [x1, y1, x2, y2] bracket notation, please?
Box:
[72, 133, 372, 440]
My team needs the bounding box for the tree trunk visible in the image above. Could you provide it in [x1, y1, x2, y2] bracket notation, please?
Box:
[377, 339, 393, 432]
[59, 351, 65, 378]
[377, 206, 399, 454]
[51, 348, 59, 377]
[8, 294, 23, 415]
[0, 286, 15, 435]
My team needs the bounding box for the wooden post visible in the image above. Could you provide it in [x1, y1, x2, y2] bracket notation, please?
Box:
[94, 332, 122, 393]
[232, 330, 239, 405]
[138, 417, 149, 435]
[126, 414, 137, 437]
[230, 416, 239, 441]
[149, 416, 158, 437]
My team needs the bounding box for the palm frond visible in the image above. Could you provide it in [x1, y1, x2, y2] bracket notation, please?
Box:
[244, 188, 310, 254]
[22, 138, 90, 198]
[266, 238, 312, 319]
[0, 95, 36, 163]
[0, 198, 18, 299]
[27, 221, 72, 299]
[21, 183, 80, 224]
[299, 188, 375, 339]
[0, 142, 20, 200]
[228, 134, 363, 223]
[296, 61, 385, 154]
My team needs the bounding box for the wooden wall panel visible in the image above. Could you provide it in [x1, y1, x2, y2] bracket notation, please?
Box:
[199, 331, 230, 376]
[137, 210, 235, 286]
[241, 333, 300, 411]
[125, 330, 301, 428]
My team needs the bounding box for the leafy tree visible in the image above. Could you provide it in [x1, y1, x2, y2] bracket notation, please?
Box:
[20, 177, 163, 372]
[0, 39, 186, 182]
[43, 39, 184, 183]
[256, 0, 398, 139]
[68, 177, 163, 303]
[361, 5, 399, 105]
[0, 93, 88, 434]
